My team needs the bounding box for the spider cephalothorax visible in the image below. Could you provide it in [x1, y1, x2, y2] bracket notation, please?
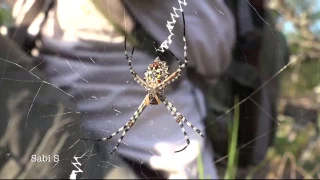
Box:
[82, 12, 204, 154]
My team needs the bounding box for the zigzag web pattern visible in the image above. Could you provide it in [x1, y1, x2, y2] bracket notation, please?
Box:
[156, 0, 187, 53]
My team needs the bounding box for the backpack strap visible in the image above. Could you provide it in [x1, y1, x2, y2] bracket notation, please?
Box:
[224, 0, 261, 89]
[208, 0, 269, 168]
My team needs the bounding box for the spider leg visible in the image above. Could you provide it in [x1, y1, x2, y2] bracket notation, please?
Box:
[162, 98, 204, 137]
[81, 95, 148, 154]
[181, 11, 188, 69]
[109, 96, 147, 154]
[158, 12, 188, 89]
[161, 97, 204, 153]
[159, 70, 181, 89]
[109, 127, 130, 154]
[174, 115, 190, 153]
[81, 124, 126, 142]
[125, 34, 149, 89]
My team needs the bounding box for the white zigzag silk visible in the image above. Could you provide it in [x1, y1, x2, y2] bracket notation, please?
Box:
[156, 0, 187, 53]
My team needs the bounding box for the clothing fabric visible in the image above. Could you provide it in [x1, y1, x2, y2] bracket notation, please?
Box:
[9, 0, 235, 178]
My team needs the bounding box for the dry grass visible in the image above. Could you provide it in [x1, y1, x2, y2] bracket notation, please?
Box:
[0, 90, 73, 179]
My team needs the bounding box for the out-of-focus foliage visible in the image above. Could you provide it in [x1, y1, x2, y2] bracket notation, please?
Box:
[268, 0, 320, 98]
[0, 3, 12, 26]
[242, 1, 320, 179]
[268, 0, 320, 61]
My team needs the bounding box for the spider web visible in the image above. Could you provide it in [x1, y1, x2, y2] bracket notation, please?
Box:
[0, 0, 316, 179]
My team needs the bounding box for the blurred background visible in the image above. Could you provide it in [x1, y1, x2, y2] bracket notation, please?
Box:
[0, 0, 319, 179]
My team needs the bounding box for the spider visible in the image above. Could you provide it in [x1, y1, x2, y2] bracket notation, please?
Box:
[81, 12, 204, 154]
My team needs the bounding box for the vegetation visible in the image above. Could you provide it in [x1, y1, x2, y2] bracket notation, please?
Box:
[223, 0, 320, 179]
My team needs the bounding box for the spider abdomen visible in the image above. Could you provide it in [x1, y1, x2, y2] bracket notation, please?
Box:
[144, 57, 169, 85]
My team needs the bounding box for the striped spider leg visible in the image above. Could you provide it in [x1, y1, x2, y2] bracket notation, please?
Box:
[81, 95, 148, 154]
[143, 57, 204, 153]
[125, 34, 149, 90]
[161, 97, 204, 153]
